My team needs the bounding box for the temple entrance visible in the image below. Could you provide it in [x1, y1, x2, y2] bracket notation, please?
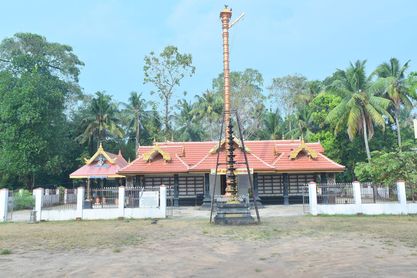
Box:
[220, 175, 226, 195]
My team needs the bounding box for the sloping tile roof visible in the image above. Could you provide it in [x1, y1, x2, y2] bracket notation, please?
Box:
[118, 139, 345, 175]
[70, 149, 128, 179]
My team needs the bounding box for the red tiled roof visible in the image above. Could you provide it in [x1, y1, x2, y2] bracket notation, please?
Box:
[118, 139, 345, 175]
[70, 151, 128, 179]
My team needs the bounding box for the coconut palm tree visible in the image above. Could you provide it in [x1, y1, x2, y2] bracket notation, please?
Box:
[193, 90, 223, 140]
[285, 108, 315, 140]
[121, 91, 148, 152]
[373, 58, 415, 150]
[76, 91, 124, 150]
[175, 99, 204, 141]
[326, 60, 393, 161]
[262, 108, 284, 140]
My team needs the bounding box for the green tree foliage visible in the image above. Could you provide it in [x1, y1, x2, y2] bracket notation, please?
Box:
[140, 103, 163, 144]
[268, 74, 322, 137]
[174, 99, 204, 141]
[355, 151, 417, 201]
[211, 68, 265, 139]
[76, 91, 124, 149]
[1, 32, 416, 188]
[374, 58, 416, 150]
[260, 108, 284, 140]
[121, 92, 149, 152]
[192, 90, 223, 140]
[0, 33, 84, 188]
[326, 60, 393, 161]
[143, 46, 195, 139]
[13, 189, 35, 210]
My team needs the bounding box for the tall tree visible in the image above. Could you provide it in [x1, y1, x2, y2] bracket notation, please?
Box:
[261, 108, 284, 140]
[141, 102, 163, 144]
[212, 68, 265, 139]
[193, 90, 223, 140]
[268, 74, 321, 134]
[143, 45, 195, 139]
[285, 108, 315, 140]
[373, 58, 415, 150]
[76, 91, 124, 150]
[121, 91, 148, 152]
[0, 33, 84, 188]
[174, 99, 203, 141]
[326, 60, 393, 161]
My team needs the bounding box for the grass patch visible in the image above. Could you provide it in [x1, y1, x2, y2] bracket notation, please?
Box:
[0, 249, 12, 255]
[1, 215, 417, 252]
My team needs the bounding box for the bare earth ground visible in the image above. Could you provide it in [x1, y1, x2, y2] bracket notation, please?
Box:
[1, 213, 417, 277]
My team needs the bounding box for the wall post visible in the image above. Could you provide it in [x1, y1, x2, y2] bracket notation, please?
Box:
[64, 188, 68, 204]
[34, 188, 44, 222]
[76, 186, 85, 220]
[352, 181, 362, 214]
[0, 188, 8, 222]
[283, 173, 289, 205]
[397, 180, 407, 214]
[118, 186, 125, 218]
[173, 174, 179, 207]
[160, 185, 167, 218]
[308, 181, 317, 215]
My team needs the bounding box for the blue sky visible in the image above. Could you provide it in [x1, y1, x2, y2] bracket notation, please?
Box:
[1, 0, 416, 104]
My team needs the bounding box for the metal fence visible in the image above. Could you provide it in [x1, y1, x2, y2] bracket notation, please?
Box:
[302, 185, 309, 213]
[42, 188, 77, 210]
[360, 183, 398, 203]
[91, 187, 119, 208]
[125, 187, 143, 208]
[406, 185, 417, 203]
[166, 186, 174, 216]
[7, 190, 14, 221]
[7, 189, 35, 222]
[124, 187, 160, 208]
[316, 183, 354, 204]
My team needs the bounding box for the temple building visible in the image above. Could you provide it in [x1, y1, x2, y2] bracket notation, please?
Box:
[117, 139, 344, 206]
[70, 144, 128, 203]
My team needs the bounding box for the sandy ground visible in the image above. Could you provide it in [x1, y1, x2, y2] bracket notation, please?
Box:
[1, 214, 417, 277]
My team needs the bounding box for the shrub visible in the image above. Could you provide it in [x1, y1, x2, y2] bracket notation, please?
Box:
[13, 189, 35, 210]
[0, 249, 12, 255]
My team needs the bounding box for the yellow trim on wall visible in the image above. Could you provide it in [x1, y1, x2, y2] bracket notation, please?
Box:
[70, 174, 125, 179]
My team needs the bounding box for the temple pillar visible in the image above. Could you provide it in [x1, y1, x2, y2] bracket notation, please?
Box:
[86, 178, 91, 201]
[237, 175, 249, 196]
[173, 174, 179, 207]
[320, 173, 328, 184]
[327, 173, 336, 184]
[283, 173, 289, 205]
[252, 173, 263, 207]
[202, 173, 211, 208]
[126, 176, 133, 187]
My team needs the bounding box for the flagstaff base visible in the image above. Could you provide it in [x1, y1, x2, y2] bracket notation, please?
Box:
[214, 201, 255, 225]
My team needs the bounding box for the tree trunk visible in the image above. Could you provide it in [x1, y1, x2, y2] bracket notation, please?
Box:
[395, 110, 402, 151]
[209, 119, 213, 141]
[164, 97, 169, 140]
[31, 173, 35, 190]
[362, 116, 371, 162]
[135, 113, 140, 155]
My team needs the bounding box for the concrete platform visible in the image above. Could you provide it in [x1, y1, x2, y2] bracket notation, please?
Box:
[168, 204, 305, 219]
